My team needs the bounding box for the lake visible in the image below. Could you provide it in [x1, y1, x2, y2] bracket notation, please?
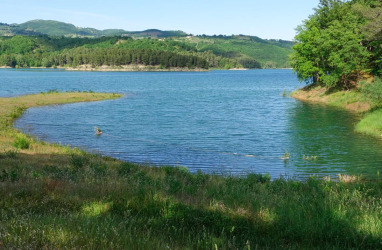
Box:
[2, 69, 382, 178]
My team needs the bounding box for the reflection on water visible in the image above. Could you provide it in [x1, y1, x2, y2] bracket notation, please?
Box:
[286, 101, 382, 177]
[1, 69, 380, 179]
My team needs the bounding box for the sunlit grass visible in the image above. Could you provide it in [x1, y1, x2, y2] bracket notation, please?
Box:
[82, 201, 112, 217]
[355, 108, 382, 137]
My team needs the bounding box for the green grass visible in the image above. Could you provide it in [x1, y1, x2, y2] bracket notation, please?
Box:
[355, 108, 382, 136]
[1, 158, 382, 249]
[1, 92, 382, 248]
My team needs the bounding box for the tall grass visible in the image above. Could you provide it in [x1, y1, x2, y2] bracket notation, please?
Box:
[355, 109, 382, 136]
[1, 157, 381, 249]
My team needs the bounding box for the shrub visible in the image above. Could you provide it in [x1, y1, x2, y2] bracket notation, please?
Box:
[360, 77, 382, 102]
[9, 106, 26, 119]
[70, 154, 90, 169]
[13, 135, 30, 149]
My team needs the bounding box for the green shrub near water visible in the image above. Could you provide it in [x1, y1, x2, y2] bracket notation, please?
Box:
[9, 105, 26, 119]
[13, 134, 30, 149]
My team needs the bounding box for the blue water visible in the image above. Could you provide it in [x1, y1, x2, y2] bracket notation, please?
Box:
[2, 69, 382, 178]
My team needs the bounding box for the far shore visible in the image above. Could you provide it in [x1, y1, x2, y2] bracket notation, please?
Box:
[62, 64, 210, 72]
[0, 64, 211, 72]
[0, 65, 295, 72]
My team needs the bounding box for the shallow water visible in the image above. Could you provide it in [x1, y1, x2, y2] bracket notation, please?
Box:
[1, 69, 381, 178]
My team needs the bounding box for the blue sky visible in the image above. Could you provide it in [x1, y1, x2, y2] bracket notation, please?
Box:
[0, 0, 319, 40]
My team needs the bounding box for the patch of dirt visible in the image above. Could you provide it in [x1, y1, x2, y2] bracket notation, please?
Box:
[291, 86, 329, 103]
[345, 102, 370, 112]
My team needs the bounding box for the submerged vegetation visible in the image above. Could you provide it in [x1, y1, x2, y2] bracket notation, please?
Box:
[0, 92, 382, 248]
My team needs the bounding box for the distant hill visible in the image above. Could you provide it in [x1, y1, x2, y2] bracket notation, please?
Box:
[0, 19, 294, 68]
[176, 35, 293, 68]
[0, 20, 187, 38]
[0, 22, 41, 36]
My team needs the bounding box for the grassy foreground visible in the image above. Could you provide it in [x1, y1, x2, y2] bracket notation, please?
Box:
[1, 92, 382, 249]
[291, 84, 382, 137]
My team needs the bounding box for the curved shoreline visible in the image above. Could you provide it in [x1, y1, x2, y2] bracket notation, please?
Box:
[1, 92, 382, 248]
[0, 92, 122, 159]
[291, 85, 382, 137]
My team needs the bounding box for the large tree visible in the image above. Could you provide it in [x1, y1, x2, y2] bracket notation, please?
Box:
[291, 0, 379, 88]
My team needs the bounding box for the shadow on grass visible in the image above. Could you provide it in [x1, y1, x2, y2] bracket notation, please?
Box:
[0, 152, 381, 249]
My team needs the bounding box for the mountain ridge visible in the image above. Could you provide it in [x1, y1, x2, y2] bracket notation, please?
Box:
[0, 19, 294, 68]
[1, 19, 188, 38]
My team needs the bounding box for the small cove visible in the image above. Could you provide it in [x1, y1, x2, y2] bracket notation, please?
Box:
[1, 69, 381, 178]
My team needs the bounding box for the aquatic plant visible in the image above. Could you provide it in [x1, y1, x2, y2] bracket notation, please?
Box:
[281, 151, 290, 160]
[303, 155, 318, 161]
[281, 90, 290, 97]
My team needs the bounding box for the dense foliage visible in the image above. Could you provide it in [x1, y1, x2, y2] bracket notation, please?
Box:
[177, 35, 292, 68]
[0, 19, 296, 69]
[0, 36, 228, 69]
[291, 0, 382, 88]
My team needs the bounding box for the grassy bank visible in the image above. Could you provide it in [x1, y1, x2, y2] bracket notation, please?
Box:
[291, 84, 382, 137]
[1, 92, 382, 248]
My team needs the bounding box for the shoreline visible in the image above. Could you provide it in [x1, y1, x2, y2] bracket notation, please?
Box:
[0, 92, 123, 159]
[62, 64, 210, 72]
[1, 65, 211, 72]
[291, 84, 382, 137]
[0, 65, 295, 72]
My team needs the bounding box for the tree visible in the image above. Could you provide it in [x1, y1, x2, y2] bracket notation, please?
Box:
[291, 0, 372, 88]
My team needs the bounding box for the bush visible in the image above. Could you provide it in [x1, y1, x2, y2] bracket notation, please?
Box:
[9, 106, 26, 119]
[13, 135, 30, 149]
[70, 154, 90, 169]
[360, 77, 382, 102]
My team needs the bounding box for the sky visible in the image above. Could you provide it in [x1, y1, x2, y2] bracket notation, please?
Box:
[0, 0, 319, 40]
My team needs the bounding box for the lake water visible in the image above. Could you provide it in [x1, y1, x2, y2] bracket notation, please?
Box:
[2, 69, 382, 178]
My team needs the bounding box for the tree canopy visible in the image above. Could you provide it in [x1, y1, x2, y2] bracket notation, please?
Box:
[291, 0, 382, 88]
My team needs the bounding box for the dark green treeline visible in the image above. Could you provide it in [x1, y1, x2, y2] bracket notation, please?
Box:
[0, 35, 251, 69]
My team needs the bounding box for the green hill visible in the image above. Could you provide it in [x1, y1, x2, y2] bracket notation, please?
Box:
[0, 22, 41, 36]
[5, 20, 187, 38]
[0, 19, 294, 68]
[17, 20, 127, 37]
[176, 35, 293, 68]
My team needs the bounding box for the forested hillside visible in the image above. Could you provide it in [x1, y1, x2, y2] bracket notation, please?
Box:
[0, 36, 240, 69]
[0, 19, 295, 70]
[177, 36, 293, 68]
[291, 0, 382, 88]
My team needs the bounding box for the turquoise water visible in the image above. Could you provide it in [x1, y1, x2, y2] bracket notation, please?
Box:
[2, 69, 382, 178]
